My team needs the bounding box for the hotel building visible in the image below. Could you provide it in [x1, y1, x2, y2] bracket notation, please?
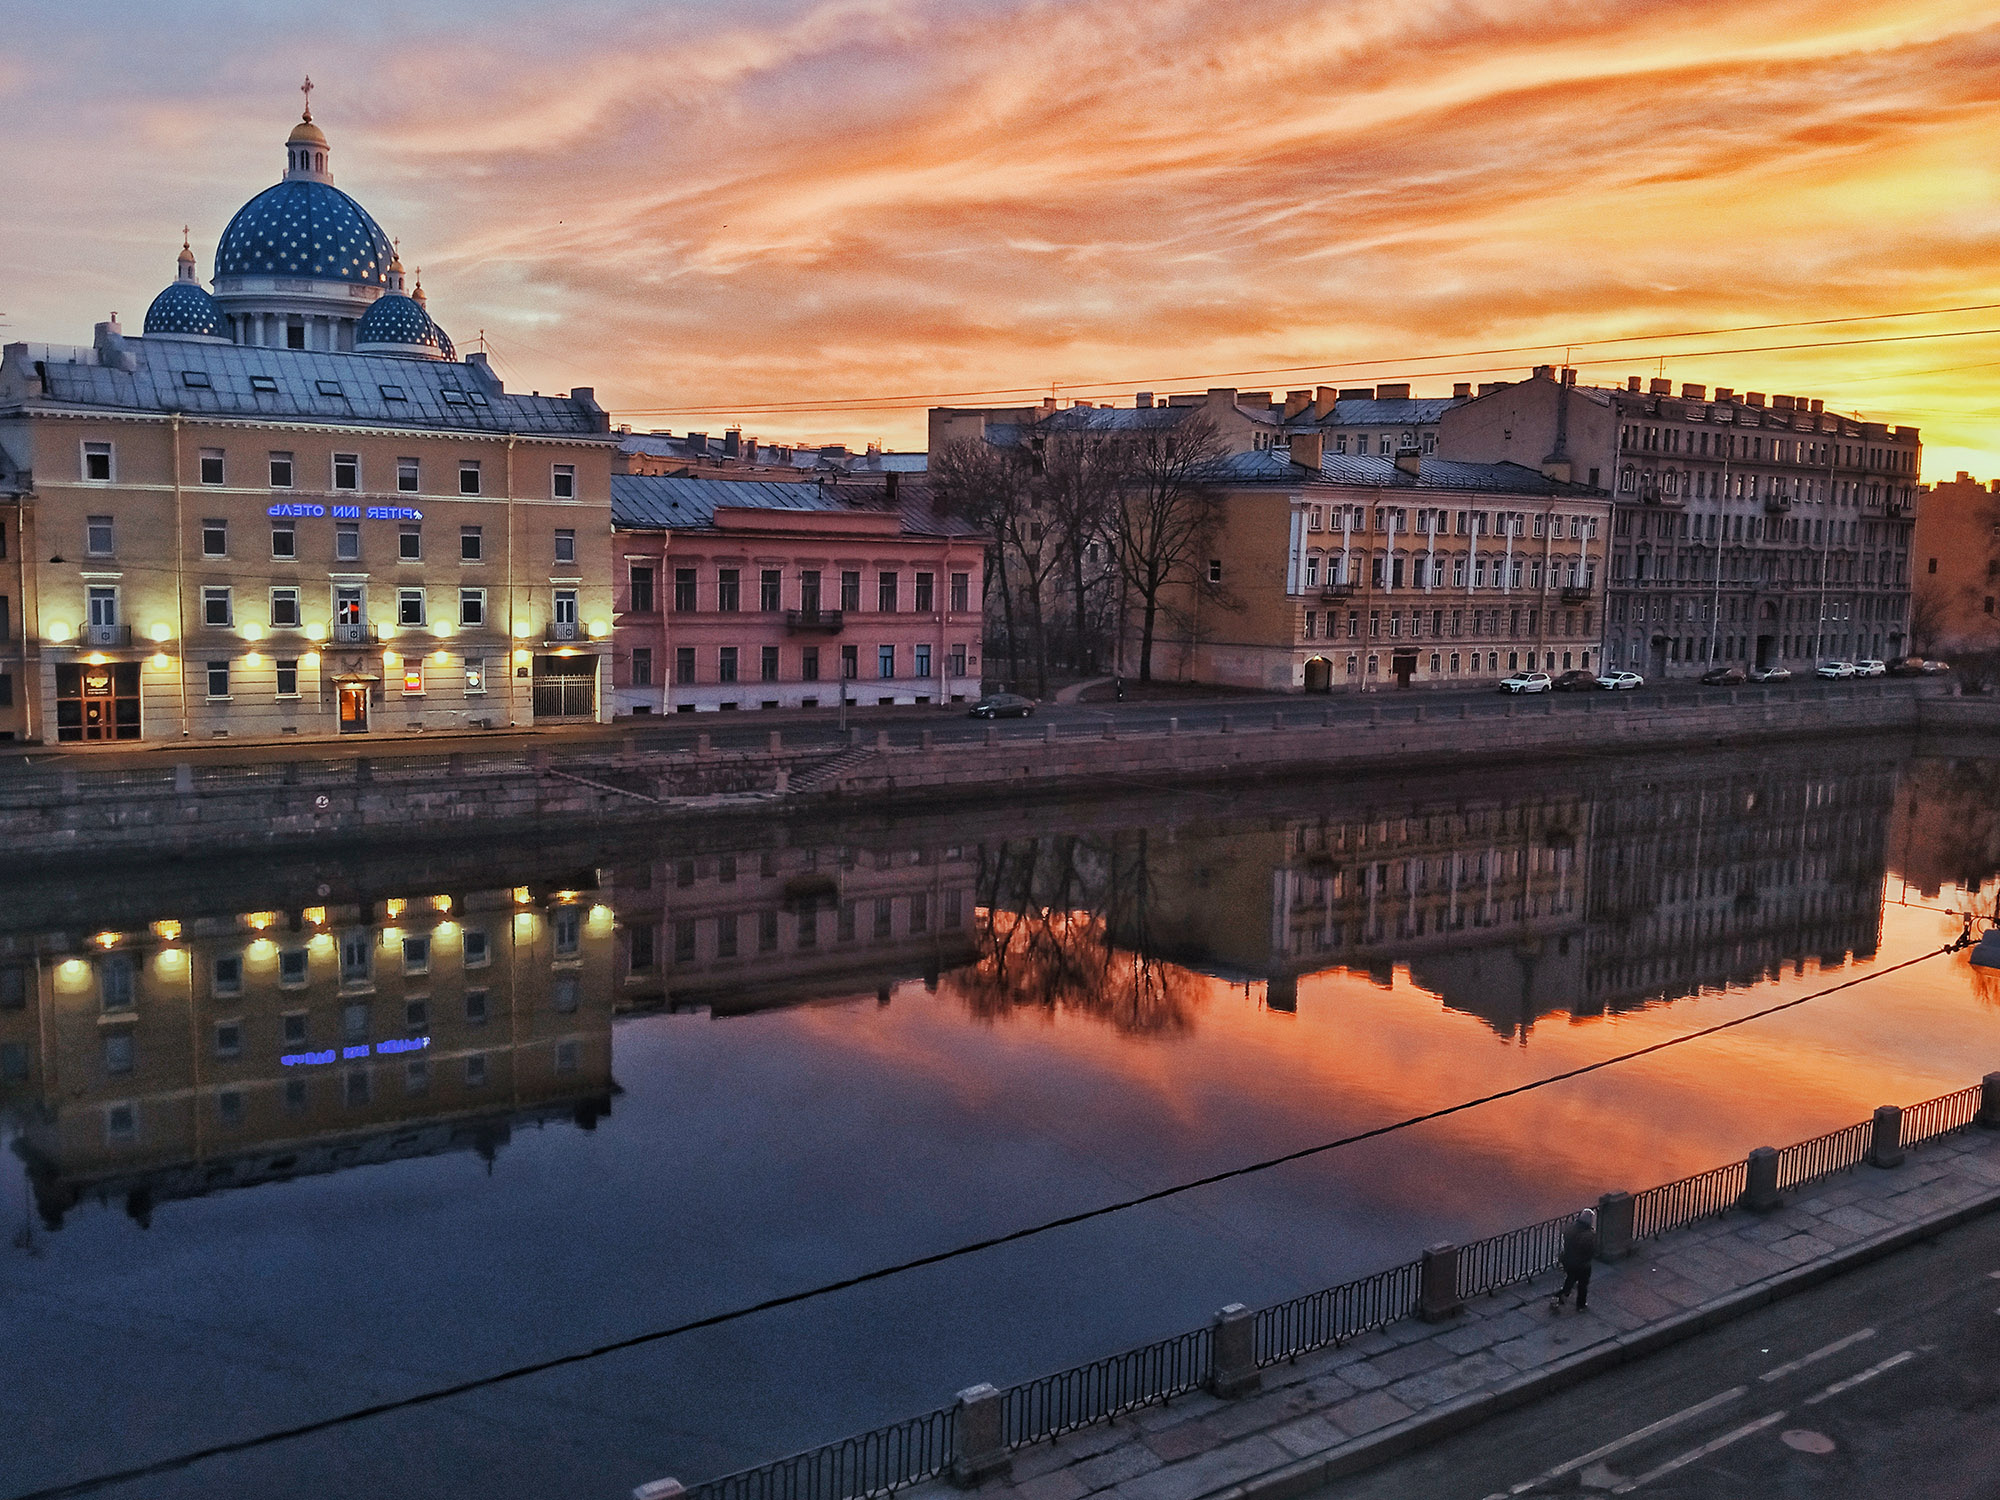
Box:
[0, 103, 617, 744]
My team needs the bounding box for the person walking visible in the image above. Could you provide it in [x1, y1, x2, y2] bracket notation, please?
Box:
[1550, 1209, 1598, 1312]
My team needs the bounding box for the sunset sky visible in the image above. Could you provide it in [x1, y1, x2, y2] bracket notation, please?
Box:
[3, 0, 1996, 475]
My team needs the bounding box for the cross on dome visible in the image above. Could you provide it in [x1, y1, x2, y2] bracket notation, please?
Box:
[301, 75, 314, 122]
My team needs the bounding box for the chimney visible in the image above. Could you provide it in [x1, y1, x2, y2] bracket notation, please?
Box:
[1135, 391, 1153, 408]
[1338, 387, 1375, 400]
[1810, 399, 1824, 414]
[1283, 389, 1313, 418]
[1206, 387, 1239, 409]
[1745, 392, 1765, 408]
[723, 429, 742, 458]
[1452, 382, 1472, 399]
[1649, 378, 1672, 395]
[1287, 432, 1325, 469]
[1478, 383, 1503, 396]
[1532, 364, 1554, 380]
[1680, 384, 1706, 400]
[1772, 394, 1795, 411]
[1394, 446, 1422, 477]
[1313, 385, 1338, 419]
[1563, 368, 1577, 386]
[885, 471, 900, 503]
[687, 431, 709, 455]
[1375, 382, 1411, 400]
[93, 318, 139, 373]
[1626, 375, 1642, 393]
[1715, 387, 1735, 402]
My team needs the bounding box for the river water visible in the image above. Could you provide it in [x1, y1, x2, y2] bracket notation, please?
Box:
[2, 735, 1997, 1500]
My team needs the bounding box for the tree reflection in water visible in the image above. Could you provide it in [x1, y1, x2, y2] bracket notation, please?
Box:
[951, 834, 1202, 1036]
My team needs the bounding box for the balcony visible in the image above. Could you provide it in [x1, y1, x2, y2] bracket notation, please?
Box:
[544, 620, 582, 644]
[1320, 579, 1359, 600]
[1559, 585, 1592, 605]
[330, 621, 379, 645]
[1763, 496, 1792, 516]
[785, 609, 845, 634]
[80, 623, 132, 647]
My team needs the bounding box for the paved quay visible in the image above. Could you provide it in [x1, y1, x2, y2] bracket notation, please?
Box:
[914, 1114, 2000, 1500]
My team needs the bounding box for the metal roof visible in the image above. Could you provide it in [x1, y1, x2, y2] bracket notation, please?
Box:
[611, 474, 982, 537]
[1211, 449, 1603, 495]
[9, 339, 607, 437]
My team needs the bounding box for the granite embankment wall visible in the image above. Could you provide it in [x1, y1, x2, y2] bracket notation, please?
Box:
[1, 687, 1985, 862]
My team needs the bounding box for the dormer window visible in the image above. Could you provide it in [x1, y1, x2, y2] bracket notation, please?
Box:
[250, 375, 278, 394]
[181, 371, 211, 389]
[439, 387, 468, 406]
[379, 384, 407, 402]
[315, 380, 344, 397]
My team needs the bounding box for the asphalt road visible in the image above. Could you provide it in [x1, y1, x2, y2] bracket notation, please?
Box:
[1311, 1209, 2000, 1500]
[0, 678, 1927, 773]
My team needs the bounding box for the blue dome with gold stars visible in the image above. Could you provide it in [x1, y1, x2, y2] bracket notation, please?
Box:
[214, 179, 393, 286]
[144, 279, 225, 339]
[355, 291, 439, 351]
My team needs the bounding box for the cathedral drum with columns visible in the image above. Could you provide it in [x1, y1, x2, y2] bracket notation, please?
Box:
[0, 89, 618, 746]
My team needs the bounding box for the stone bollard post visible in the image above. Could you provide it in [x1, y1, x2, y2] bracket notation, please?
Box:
[1102, 720, 1115, 740]
[695, 734, 711, 757]
[1584, 694, 1595, 714]
[1043, 723, 1055, 745]
[173, 762, 194, 794]
[1369, 706, 1381, 728]
[985, 725, 998, 747]
[1728, 689, 1739, 707]
[1596, 1190, 1635, 1261]
[1220, 713, 1233, 734]
[1545, 696, 1556, 715]
[1460, 702, 1471, 719]
[622, 732, 639, 757]
[1272, 710, 1284, 732]
[1977, 1072, 2000, 1129]
[1503, 701, 1515, 718]
[447, 753, 464, 777]
[848, 727, 861, 748]
[768, 730, 782, 754]
[1413, 705, 1426, 722]
[281, 760, 300, 786]
[921, 729, 934, 750]
[876, 730, 891, 754]
[774, 768, 789, 794]
[632, 1480, 684, 1500]
[59, 768, 79, 800]
[950, 1383, 1010, 1486]
[1418, 1242, 1462, 1322]
[1321, 707, 1333, 728]
[1869, 1104, 1905, 1168]
[1168, 716, 1179, 736]
[1742, 1146, 1781, 1211]
[1207, 1304, 1261, 1398]
[355, 757, 374, 785]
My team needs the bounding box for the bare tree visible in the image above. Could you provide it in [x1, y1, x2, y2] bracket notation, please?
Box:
[931, 437, 1042, 692]
[1113, 414, 1229, 682]
[1037, 430, 1123, 674]
[1909, 581, 1949, 657]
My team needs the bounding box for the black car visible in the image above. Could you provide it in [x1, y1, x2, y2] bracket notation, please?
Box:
[1551, 670, 1598, 692]
[1699, 665, 1747, 686]
[967, 693, 1036, 719]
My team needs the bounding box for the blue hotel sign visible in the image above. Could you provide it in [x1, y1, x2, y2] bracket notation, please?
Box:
[268, 503, 424, 521]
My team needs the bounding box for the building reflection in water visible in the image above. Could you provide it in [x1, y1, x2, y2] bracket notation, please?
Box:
[0, 742, 1969, 1231]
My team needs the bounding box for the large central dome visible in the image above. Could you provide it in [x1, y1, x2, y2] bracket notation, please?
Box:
[214, 178, 393, 285]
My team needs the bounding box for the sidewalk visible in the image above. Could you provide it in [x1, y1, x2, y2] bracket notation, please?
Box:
[929, 1124, 2000, 1500]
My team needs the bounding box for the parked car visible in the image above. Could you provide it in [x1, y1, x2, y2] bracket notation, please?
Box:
[967, 693, 1036, 718]
[1816, 660, 1856, 679]
[1748, 665, 1792, 683]
[1854, 659, 1887, 677]
[1552, 669, 1598, 692]
[1887, 657, 1928, 677]
[1699, 665, 1747, 686]
[1922, 659, 1953, 674]
[1595, 670, 1644, 691]
[1498, 671, 1553, 694]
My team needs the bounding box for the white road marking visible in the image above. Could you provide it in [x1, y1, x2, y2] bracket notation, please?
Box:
[1758, 1327, 1875, 1382]
[1495, 1386, 1748, 1494]
[1803, 1348, 1916, 1405]
[1611, 1409, 1788, 1493]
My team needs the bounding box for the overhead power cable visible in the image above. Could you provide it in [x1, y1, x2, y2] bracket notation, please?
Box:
[6, 944, 1952, 1500]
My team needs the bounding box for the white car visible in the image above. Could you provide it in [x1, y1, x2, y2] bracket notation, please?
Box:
[1816, 660, 1856, 679]
[1748, 665, 1792, 683]
[1499, 671, 1553, 694]
[1854, 659, 1887, 677]
[1596, 670, 1644, 690]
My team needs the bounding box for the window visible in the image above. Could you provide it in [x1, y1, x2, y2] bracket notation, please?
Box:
[87, 515, 114, 555]
[554, 906, 581, 957]
[200, 448, 225, 485]
[83, 442, 113, 482]
[215, 1022, 243, 1059]
[555, 529, 576, 565]
[632, 647, 653, 686]
[675, 569, 697, 611]
[949, 643, 967, 676]
[206, 660, 231, 697]
[631, 566, 656, 612]
[99, 955, 135, 1011]
[271, 588, 300, 628]
[802, 646, 820, 681]
[400, 658, 425, 695]
[104, 1032, 135, 1076]
[553, 589, 578, 626]
[878, 644, 895, 679]
[271, 520, 297, 559]
[676, 646, 696, 684]
[341, 1001, 370, 1044]
[399, 526, 421, 562]
[717, 569, 740, 611]
[718, 646, 739, 683]
[458, 462, 482, 496]
[212, 953, 244, 996]
[1209, 559, 1223, 584]
[250, 374, 279, 394]
[87, 585, 117, 627]
[269, 452, 294, 488]
[465, 1053, 489, 1087]
[402, 935, 430, 975]
[202, 587, 233, 627]
[950, 572, 969, 612]
[915, 573, 934, 612]
[552, 464, 575, 500]
[336, 523, 361, 562]
[841, 571, 862, 611]
[182, 370, 213, 390]
[915, 643, 931, 678]
[760, 645, 779, 683]
[464, 990, 489, 1024]
[398, 589, 426, 627]
[201, 518, 228, 558]
[878, 572, 899, 612]
[800, 571, 822, 612]
[464, 929, 490, 967]
[395, 458, 420, 494]
[841, 644, 858, 679]
[280, 950, 309, 988]
[761, 569, 782, 612]
[464, 657, 485, 695]
[333, 453, 359, 491]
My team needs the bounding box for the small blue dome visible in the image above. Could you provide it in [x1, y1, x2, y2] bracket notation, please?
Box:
[433, 324, 457, 362]
[355, 292, 440, 351]
[215, 179, 393, 285]
[144, 280, 225, 339]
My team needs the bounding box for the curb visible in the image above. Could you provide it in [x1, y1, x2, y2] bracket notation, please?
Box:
[1204, 1169, 2000, 1500]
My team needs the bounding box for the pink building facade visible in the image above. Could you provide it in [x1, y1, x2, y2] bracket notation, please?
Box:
[610, 477, 987, 714]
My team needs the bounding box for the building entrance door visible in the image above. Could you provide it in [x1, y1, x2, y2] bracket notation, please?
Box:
[338, 683, 371, 734]
[1651, 635, 1670, 680]
[1303, 657, 1331, 692]
[1391, 651, 1417, 688]
[1756, 634, 1775, 670]
[54, 662, 141, 742]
